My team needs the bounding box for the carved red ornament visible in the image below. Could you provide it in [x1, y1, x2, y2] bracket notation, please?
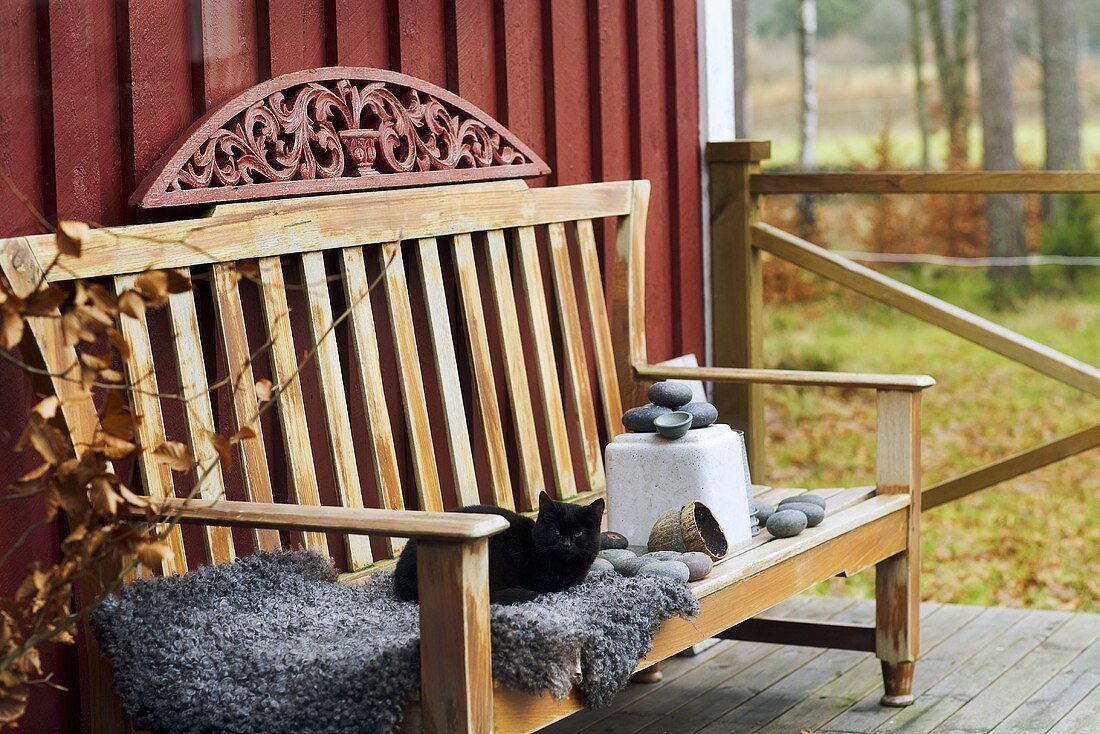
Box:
[131, 67, 551, 208]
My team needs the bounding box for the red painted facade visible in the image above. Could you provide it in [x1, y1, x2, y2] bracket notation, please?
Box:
[0, 1, 702, 729]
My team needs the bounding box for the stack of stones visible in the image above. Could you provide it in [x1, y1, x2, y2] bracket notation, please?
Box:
[590, 531, 714, 582]
[621, 381, 718, 435]
[753, 494, 827, 538]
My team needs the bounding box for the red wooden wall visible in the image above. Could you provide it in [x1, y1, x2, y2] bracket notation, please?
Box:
[0, 1, 702, 729]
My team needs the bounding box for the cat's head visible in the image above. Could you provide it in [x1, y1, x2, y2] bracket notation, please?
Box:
[531, 491, 605, 563]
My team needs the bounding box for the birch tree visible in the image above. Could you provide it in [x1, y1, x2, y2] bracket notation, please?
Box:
[908, 0, 931, 169]
[1039, 0, 1082, 220]
[733, 0, 750, 137]
[797, 0, 818, 236]
[928, 0, 973, 166]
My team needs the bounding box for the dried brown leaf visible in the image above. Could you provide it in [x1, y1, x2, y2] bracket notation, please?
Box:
[136, 542, 174, 571]
[56, 220, 90, 257]
[117, 290, 146, 319]
[152, 441, 195, 472]
[32, 396, 60, 420]
[254, 378, 273, 403]
[3, 311, 24, 350]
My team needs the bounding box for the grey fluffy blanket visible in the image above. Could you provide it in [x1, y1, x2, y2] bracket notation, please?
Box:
[93, 550, 698, 734]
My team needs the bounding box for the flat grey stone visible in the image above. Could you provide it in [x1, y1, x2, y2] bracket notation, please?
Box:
[621, 404, 671, 432]
[766, 509, 808, 538]
[754, 501, 775, 524]
[600, 531, 630, 550]
[644, 550, 682, 561]
[588, 557, 615, 576]
[639, 560, 691, 583]
[779, 493, 826, 510]
[647, 381, 694, 409]
[678, 551, 713, 581]
[598, 548, 636, 563]
[614, 556, 660, 576]
[778, 501, 825, 527]
[680, 401, 718, 429]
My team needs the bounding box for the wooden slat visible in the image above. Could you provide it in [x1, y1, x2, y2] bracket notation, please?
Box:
[752, 222, 1100, 397]
[636, 363, 935, 391]
[256, 256, 328, 554]
[485, 229, 544, 510]
[546, 221, 604, 493]
[751, 170, 1100, 194]
[210, 263, 280, 551]
[21, 181, 637, 282]
[341, 246, 406, 554]
[610, 180, 651, 411]
[514, 226, 575, 497]
[575, 219, 623, 438]
[924, 423, 1100, 510]
[113, 275, 187, 575]
[715, 617, 876, 652]
[300, 251, 372, 567]
[415, 238, 479, 506]
[166, 286, 236, 564]
[452, 233, 513, 509]
[381, 243, 443, 512]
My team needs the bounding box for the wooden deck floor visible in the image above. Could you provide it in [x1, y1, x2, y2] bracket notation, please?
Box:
[542, 595, 1100, 734]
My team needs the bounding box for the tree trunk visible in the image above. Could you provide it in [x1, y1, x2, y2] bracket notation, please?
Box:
[908, 0, 931, 169]
[733, 0, 750, 137]
[977, 0, 1028, 288]
[797, 0, 817, 237]
[928, 0, 972, 167]
[1039, 0, 1081, 220]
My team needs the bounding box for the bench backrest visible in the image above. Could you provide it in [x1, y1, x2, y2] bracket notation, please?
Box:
[2, 175, 650, 574]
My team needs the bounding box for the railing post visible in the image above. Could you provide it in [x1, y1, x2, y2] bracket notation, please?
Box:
[707, 140, 770, 476]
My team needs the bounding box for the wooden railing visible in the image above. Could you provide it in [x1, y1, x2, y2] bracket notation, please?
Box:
[708, 139, 1100, 509]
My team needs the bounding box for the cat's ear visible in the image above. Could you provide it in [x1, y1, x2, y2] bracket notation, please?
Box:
[583, 498, 605, 523]
[538, 490, 555, 514]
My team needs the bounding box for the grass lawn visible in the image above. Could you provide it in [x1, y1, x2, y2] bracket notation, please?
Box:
[760, 266, 1100, 611]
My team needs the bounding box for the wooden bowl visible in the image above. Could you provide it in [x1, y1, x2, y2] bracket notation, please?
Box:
[647, 501, 729, 560]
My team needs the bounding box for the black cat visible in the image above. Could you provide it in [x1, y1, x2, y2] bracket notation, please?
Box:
[393, 491, 605, 603]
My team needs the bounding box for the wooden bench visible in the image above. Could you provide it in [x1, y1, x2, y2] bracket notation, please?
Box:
[1, 68, 931, 733]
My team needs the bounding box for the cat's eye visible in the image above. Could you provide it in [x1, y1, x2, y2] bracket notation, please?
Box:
[573, 531, 584, 538]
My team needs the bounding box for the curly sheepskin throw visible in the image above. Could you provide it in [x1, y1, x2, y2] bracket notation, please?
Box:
[93, 550, 698, 734]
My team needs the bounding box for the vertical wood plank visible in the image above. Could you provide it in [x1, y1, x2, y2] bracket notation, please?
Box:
[630, 0, 673, 361]
[189, 0, 260, 113]
[708, 141, 769, 475]
[497, 0, 546, 176]
[485, 229, 545, 509]
[329, 0, 391, 67]
[513, 226, 575, 497]
[452, 233, 513, 509]
[417, 539, 493, 733]
[575, 219, 623, 437]
[300, 251, 373, 567]
[875, 389, 922, 705]
[256, 256, 329, 554]
[48, 0, 123, 224]
[260, 0, 326, 75]
[546, 222, 604, 493]
[667, 0, 704, 358]
[166, 287, 236, 563]
[210, 263, 281, 551]
[342, 246, 406, 556]
[446, 0, 497, 114]
[415, 238, 480, 506]
[113, 276, 188, 575]
[392, 0, 448, 86]
[610, 181, 652, 411]
[545, 0, 592, 186]
[381, 243, 444, 512]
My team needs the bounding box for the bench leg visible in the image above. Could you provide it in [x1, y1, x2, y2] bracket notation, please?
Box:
[417, 538, 493, 733]
[874, 390, 921, 707]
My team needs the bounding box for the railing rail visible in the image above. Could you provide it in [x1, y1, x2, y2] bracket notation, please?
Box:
[707, 139, 1100, 509]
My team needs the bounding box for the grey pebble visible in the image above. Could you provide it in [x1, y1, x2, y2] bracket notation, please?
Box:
[588, 557, 615, 575]
[627, 544, 650, 556]
[767, 509, 808, 538]
[779, 501, 825, 528]
[754, 501, 775, 524]
[678, 551, 713, 581]
[680, 402, 718, 429]
[779, 494, 826, 510]
[614, 556, 660, 576]
[622, 404, 672, 432]
[647, 381, 694, 409]
[598, 548, 636, 563]
[644, 550, 682, 561]
[600, 531, 630, 550]
[639, 560, 691, 583]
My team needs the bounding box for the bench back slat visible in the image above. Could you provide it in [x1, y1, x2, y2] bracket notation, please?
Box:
[166, 287, 237, 563]
[113, 275, 189, 576]
[4, 180, 650, 574]
[256, 257, 330, 555]
[416, 238, 481, 507]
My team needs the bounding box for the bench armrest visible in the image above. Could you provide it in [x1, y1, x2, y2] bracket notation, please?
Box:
[634, 364, 935, 391]
[132, 497, 510, 541]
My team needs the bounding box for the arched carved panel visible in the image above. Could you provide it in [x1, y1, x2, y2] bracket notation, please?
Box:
[131, 67, 551, 208]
